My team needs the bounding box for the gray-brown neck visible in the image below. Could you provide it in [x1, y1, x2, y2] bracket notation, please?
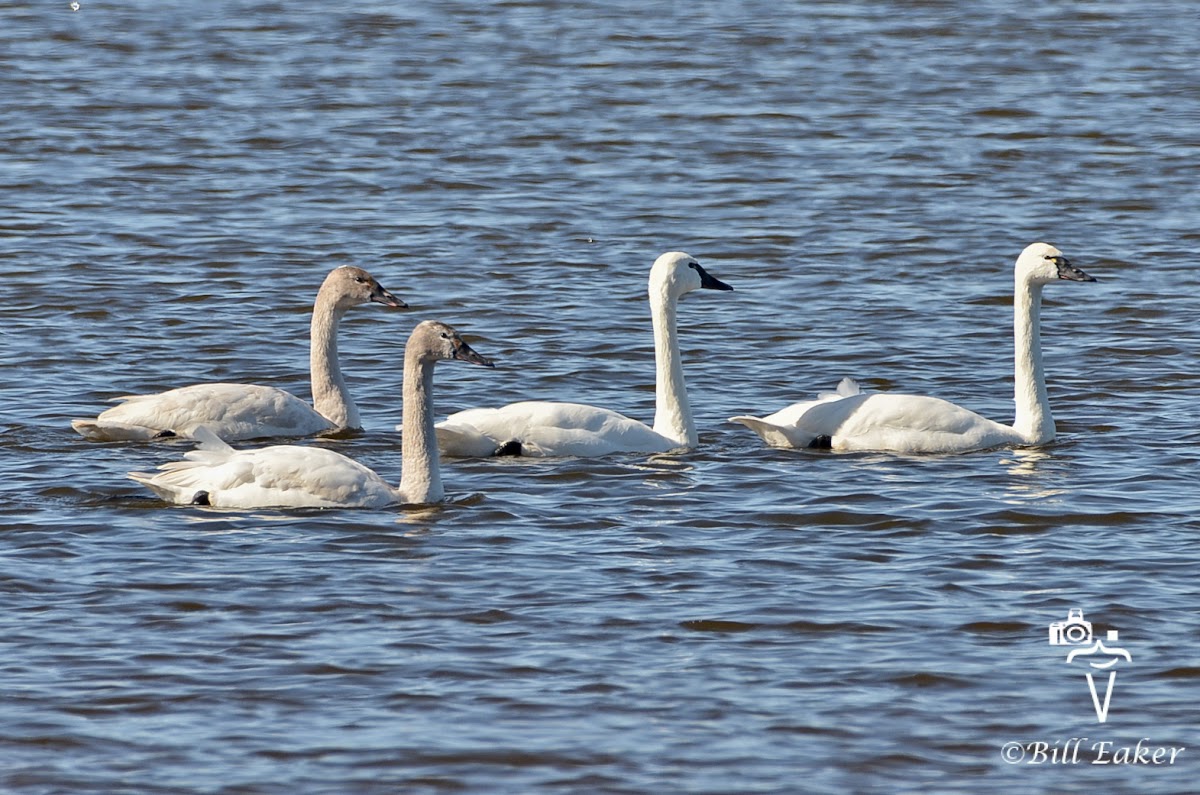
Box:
[400, 351, 442, 504]
[309, 295, 359, 430]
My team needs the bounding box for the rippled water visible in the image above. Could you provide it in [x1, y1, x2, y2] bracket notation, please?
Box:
[3, 1, 1199, 792]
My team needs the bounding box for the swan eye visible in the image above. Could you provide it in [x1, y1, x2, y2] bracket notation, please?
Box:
[354, 276, 367, 284]
[687, 262, 700, 270]
[440, 332, 450, 339]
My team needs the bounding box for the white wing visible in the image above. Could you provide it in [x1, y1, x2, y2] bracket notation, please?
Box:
[731, 379, 1020, 454]
[437, 401, 678, 458]
[74, 383, 334, 441]
[129, 428, 397, 508]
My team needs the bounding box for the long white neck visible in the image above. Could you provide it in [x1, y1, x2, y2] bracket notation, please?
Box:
[650, 287, 697, 447]
[1011, 276, 1054, 444]
[399, 353, 442, 504]
[309, 295, 359, 429]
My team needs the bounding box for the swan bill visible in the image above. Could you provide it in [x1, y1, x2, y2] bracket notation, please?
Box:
[1051, 256, 1096, 283]
[453, 338, 495, 368]
[371, 284, 407, 308]
[690, 261, 734, 292]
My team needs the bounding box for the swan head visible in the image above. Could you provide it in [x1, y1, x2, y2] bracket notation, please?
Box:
[323, 266, 408, 309]
[649, 251, 734, 299]
[408, 320, 494, 367]
[1017, 243, 1096, 285]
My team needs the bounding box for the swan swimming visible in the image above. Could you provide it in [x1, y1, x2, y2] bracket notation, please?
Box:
[729, 242, 1095, 454]
[72, 266, 405, 442]
[129, 321, 494, 509]
[433, 251, 733, 457]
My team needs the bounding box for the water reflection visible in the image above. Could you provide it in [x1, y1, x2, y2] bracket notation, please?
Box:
[999, 448, 1069, 503]
[3, 0, 1199, 793]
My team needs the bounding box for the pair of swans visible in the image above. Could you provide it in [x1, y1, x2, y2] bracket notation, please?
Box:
[431, 241, 1094, 458]
[76, 265, 495, 508]
[432, 242, 1095, 459]
[130, 321, 494, 508]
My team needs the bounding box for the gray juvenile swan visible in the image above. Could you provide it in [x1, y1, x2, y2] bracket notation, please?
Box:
[729, 242, 1096, 454]
[72, 266, 405, 441]
[129, 321, 493, 509]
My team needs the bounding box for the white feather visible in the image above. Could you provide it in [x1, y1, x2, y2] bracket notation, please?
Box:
[439, 402, 682, 458]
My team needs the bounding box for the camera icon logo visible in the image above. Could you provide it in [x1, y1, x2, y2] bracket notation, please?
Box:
[1048, 608, 1093, 646]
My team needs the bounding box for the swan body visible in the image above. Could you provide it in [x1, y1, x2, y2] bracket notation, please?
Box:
[73, 266, 405, 441]
[729, 243, 1095, 454]
[732, 388, 1024, 453]
[129, 321, 494, 509]
[437, 401, 685, 458]
[434, 251, 733, 458]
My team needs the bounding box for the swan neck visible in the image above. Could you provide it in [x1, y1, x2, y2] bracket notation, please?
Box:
[309, 295, 359, 429]
[400, 353, 442, 504]
[1012, 277, 1053, 444]
[650, 288, 696, 447]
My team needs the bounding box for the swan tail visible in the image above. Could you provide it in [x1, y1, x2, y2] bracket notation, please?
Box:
[728, 415, 814, 449]
[127, 426, 239, 505]
[187, 425, 235, 454]
[128, 470, 214, 505]
[817, 377, 861, 401]
[71, 418, 162, 441]
[163, 426, 238, 468]
[435, 421, 510, 458]
[128, 470, 193, 504]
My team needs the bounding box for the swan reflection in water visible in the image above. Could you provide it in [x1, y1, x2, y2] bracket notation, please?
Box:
[1000, 447, 1069, 503]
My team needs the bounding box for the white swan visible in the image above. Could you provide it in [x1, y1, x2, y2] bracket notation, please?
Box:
[433, 251, 734, 458]
[72, 266, 405, 442]
[729, 242, 1096, 454]
[128, 321, 494, 508]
